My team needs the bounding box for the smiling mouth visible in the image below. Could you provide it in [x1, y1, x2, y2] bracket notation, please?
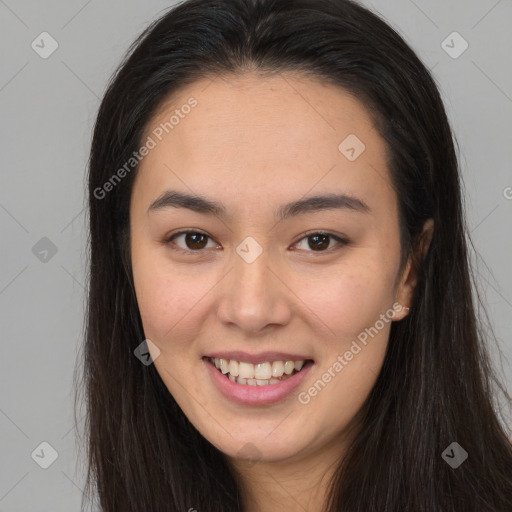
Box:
[206, 356, 313, 386]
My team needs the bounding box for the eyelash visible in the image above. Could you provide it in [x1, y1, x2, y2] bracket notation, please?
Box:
[163, 229, 349, 255]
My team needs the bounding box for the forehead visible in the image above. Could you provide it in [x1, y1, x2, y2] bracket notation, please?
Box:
[134, 72, 393, 216]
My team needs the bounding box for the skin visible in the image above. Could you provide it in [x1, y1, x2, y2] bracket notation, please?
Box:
[129, 72, 433, 511]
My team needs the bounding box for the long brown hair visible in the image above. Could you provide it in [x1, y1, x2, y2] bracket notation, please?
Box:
[76, 0, 512, 510]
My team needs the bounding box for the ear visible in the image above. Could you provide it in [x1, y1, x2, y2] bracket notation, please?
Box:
[393, 218, 434, 321]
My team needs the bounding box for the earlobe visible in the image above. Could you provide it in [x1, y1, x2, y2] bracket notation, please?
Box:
[392, 218, 434, 321]
[391, 304, 410, 321]
[392, 257, 414, 321]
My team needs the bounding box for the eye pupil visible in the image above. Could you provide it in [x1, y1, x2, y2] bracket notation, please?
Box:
[308, 234, 330, 251]
[186, 233, 208, 250]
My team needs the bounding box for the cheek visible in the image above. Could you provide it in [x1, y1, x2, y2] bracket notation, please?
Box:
[304, 260, 398, 346]
[298, 268, 396, 437]
[305, 260, 398, 420]
[131, 251, 210, 348]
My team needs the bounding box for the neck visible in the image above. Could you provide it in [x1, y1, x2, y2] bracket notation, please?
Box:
[229, 430, 353, 512]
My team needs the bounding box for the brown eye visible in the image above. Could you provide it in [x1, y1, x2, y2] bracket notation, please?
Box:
[184, 233, 208, 250]
[166, 231, 217, 252]
[294, 232, 347, 252]
[307, 234, 330, 251]
[165, 230, 347, 255]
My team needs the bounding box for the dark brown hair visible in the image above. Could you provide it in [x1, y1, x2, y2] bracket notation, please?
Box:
[76, 0, 512, 510]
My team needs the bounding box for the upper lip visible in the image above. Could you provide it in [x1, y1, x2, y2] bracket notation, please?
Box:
[203, 351, 313, 365]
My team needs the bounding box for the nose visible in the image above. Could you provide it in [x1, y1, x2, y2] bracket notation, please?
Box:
[216, 246, 292, 334]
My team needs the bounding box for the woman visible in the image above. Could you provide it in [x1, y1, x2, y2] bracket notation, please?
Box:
[77, 0, 512, 510]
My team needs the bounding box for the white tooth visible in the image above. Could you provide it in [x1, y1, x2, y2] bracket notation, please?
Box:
[269, 378, 280, 384]
[256, 379, 269, 386]
[228, 374, 236, 382]
[228, 360, 239, 377]
[238, 362, 255, 379]
[220, 358, 229, 374]
[237, 377, 247, 385]
[254, 362, 272, 380]
[271, 361, 284, 377]
[214, 357, 220, 369]
[247, 378, 257, 386]
[284, 361, 295, 375]
[294, 360, 305, 371]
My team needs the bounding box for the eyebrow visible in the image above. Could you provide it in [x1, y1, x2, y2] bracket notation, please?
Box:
[147, 190, 370, 220]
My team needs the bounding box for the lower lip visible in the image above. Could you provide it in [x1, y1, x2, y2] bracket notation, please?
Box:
[203, 358, 314, 405]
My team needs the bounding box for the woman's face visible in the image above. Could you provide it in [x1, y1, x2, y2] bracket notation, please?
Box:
[129, 72, 417, 465]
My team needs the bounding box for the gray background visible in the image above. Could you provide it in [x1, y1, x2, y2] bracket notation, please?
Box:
[0, 0, 511, 510]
